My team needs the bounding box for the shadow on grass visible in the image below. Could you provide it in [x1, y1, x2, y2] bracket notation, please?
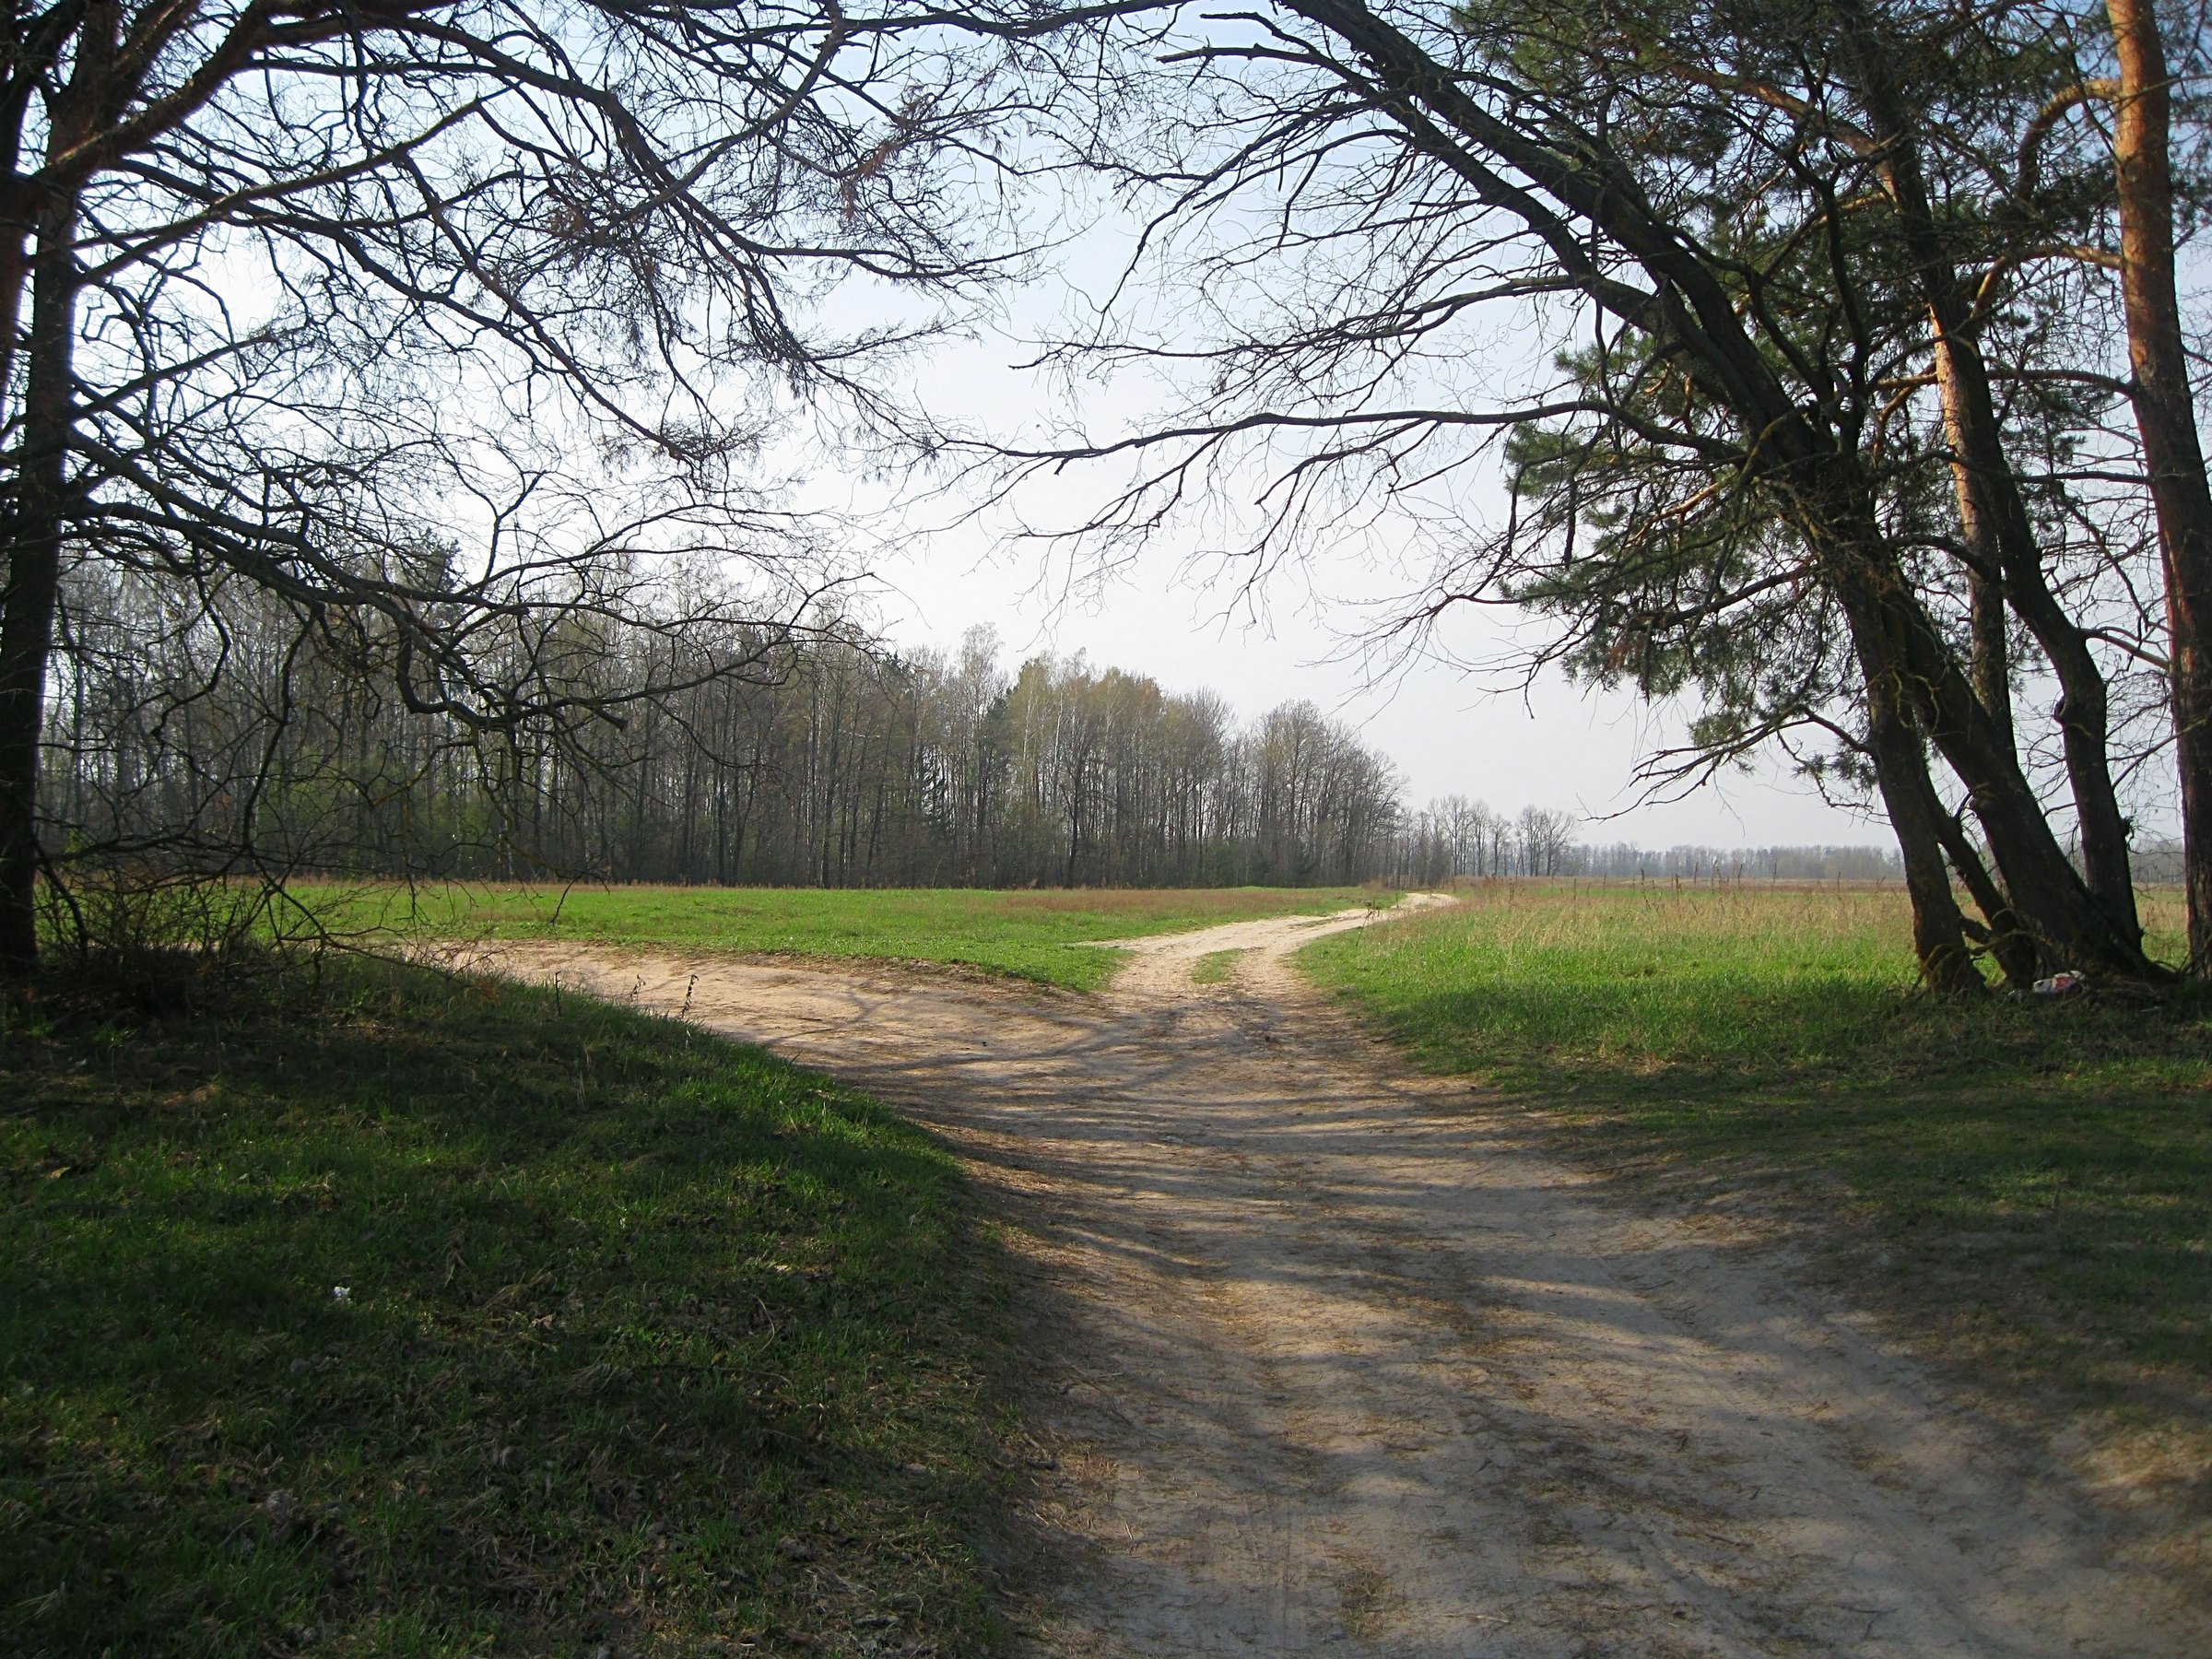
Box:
[1, 958, 1013, 1658]
[1311, 915, 2212, 1420]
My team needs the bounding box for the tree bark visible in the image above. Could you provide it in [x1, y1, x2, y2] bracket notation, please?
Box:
[0, 189, 82, 973]
[1930, 807, 2037, 987]
[1844, 594, 1985, 994]
[1882, 544, 2156, 974]
[1969, 570, 2012, 749]
[2107, 0, 2212, 971]
[1807, 467, 2155, 978]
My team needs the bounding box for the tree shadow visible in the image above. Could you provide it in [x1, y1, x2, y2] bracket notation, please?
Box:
[0, 958, 1015, 1656]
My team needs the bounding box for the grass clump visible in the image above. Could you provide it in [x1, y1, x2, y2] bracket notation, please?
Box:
[303, 885, 1391, 994]
[1303, 882, 2212, 1400]
[0, 956, 1012, 1657]
[1190, 950, 1243, 987]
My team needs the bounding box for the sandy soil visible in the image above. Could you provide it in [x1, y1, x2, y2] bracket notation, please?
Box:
[456, 904, 2198, 1656]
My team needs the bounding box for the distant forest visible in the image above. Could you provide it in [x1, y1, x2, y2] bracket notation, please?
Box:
[47, 571, 1911, 890]
[1398, 802, 1906, 885]
[50, 578, 1407, 888]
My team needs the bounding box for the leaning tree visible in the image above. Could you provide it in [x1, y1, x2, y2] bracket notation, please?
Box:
[953, 0, 2206, 988]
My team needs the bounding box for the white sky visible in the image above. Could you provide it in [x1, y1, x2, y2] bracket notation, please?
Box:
[788, 164, 2191, 853]
[815, 270, 1900, 849]
[871, 533, 1891, 844]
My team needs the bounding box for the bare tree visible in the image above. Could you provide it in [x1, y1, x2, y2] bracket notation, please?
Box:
[0, 0, 1019, 971]
[1517, 805, 1576, 877]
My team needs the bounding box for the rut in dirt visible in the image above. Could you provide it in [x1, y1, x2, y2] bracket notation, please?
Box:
[467, 904, 2195, 1657]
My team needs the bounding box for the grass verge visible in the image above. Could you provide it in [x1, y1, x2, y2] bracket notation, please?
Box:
[300, 886, 1392, 994]
[1302, 882, 2212, 1460]
[1, 956, 1012, 1658]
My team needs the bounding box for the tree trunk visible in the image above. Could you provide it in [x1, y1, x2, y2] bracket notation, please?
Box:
[1969, 569, 2012, 748]
[1885, 553, 2156, 975]
[1834, 561, 1984, 993]
[1930, 808, 2038, 988]
[1808, 468, 2155, 978]
[1890, 777, 1983, 994]
[1838, 7, 2142, 950]
[2108, 0, 2212, 971]
[0, 189, 83, 973]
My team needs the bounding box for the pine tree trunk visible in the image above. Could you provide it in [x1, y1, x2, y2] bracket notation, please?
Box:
[1837, 7, 2142, 950]
[1834, 561, 1984, 993]
[1931, 809, 2038, 988]
[2108, 0, 2212, 971]
[1818, 477, 2153, 979]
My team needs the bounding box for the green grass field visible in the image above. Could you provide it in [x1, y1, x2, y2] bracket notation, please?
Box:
[308, 884, 1389, 993]
[21, 875, 2208, 1650]
[1, 959, 1013, 1658]
[1303, 882, 2212, 1427]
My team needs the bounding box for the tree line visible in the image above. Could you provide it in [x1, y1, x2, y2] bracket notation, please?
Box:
[1392, 798, 1909, 883]
[43, 568, 1406, 888]
[49, 559, 1920, 893]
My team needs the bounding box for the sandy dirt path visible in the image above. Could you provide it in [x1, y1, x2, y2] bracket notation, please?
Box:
[460, 905, 2194, 1656]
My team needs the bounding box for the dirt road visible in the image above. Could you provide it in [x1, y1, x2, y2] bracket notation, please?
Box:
[466, 905, 2193, 1656]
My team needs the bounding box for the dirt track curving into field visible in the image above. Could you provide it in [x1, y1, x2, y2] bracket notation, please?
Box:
[459, 905, 2197, 1656]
